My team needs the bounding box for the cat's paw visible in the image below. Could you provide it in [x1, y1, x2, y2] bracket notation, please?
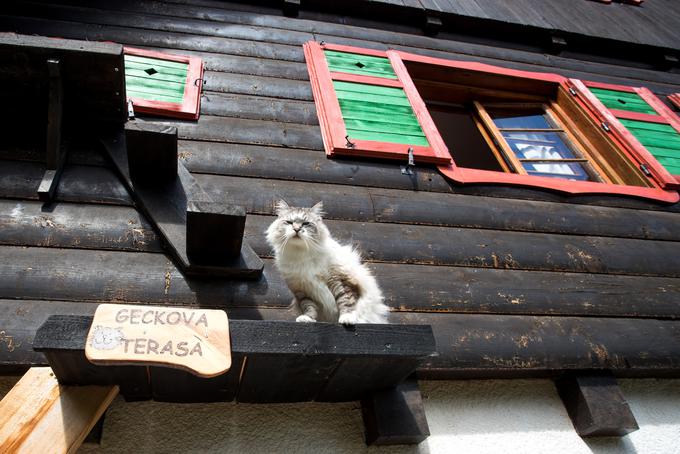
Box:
[296, 315, 316, 323]
[338, 312, 358, 325]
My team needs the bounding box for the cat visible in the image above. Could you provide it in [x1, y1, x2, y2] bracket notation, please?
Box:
[265, 200, 389, 324]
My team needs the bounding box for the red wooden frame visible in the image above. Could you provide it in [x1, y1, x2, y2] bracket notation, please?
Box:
[304, 41, 678, 203]
[124, 47, 203, 120]
[303, 41, 451, 165]
[669, 94, 680, 110]
[571, 79, 680, 188]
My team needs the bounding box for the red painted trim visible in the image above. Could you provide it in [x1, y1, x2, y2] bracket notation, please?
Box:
[329, 72, 403, 88]
[570, 78, 679, 189]
[669, 94, 680, 110]
[437, 164, 679, 203]
[635, 87, 680, 133]
[124, 47, 203, 120]
[387, 50, 451, 165]
[609, 109, 671, 124]
[394, 50, 567, 85]
[320, 42, 388, 58]
[582, 80, 638, 93]
[334, 142, 447, 164]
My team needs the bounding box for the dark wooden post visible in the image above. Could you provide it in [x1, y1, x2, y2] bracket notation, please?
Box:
[124, 122, 178, 184]
[555, 371, 639, 437]
[38, 59, 66, 202]
[186, 201, 246, 263]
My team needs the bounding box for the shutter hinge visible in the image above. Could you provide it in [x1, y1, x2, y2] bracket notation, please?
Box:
[127, 99, 135, 119]
[601, 122, 610, 132]
[345, 135, 356, 149]
[640, 163, 652, 177]
[401, 147, 415, 176]
[569, 87, 577, 96]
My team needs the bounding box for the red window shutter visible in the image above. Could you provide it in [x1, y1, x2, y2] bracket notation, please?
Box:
[303, 41, 451, 165]
[568, 79, 680, 188]
[669, 94, 680, 110]
[124, 47, 203, 120]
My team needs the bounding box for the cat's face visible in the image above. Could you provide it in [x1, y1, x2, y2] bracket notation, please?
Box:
[266, 200, 327, 252]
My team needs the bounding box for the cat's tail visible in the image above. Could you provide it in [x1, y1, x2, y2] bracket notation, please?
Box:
[355, 275, 390, 324]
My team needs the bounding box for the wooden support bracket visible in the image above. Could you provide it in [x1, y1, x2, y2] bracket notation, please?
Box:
[38, 58, 67, 203]
[34, 315, 436, 406]
[361, 377, 430, 445]
[555, 371, 639, 437]
[282, 0, 300, 17]
[423, 15, 442, 37]
[101, 126, 263, 278]
[0, 367, 118, 454]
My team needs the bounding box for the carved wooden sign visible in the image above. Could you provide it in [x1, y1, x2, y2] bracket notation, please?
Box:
[85, 304, 231, 378]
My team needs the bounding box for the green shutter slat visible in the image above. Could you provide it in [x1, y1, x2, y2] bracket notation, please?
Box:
[590, 88, 657, 114]
[345, 129, 430, 146]
[125, 76, 185, 95]
[324, 50, 397, 79]
[645, 146, 680, 159]
[619, 119, 676, 134]
[333, 80, 429, 147]
[617, 118, 680, 175]
[655, 156, 680, 170]
[125, 68, 187, 85]
[124, 55, 189, 71]
[127, 89, 184, 104]
[125, 62, 188, 80]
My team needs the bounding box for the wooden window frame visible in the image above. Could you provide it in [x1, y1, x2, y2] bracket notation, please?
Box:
[124, 47, 203, 120]
[669, 94, 680, 110]
[305, 41, 678, 203]
[569, 79, 680, 187]
[303, 41, 451, 165]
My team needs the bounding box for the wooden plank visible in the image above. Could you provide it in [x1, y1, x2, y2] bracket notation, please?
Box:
[244, 214, 680, 277]
[2, 246, 680, 318]
[200, 92, 318, 124]
[0, 367, 118, 454]
[28, 0, 680, 89]
[555, 371, 639, 437]
[361, 378, 430, 445]
[203, 71, 313, 101]
[125, 122, 178, 183]
[0, 160, 132, 206]
[0, 200, 162, 252]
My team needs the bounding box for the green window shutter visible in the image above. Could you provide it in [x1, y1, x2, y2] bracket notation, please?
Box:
[324, 50, 397, 79]
[589, 88, 657, 115]
[619, 119, 680, 174]
[333, 80, 429, 146]
[124, 54, 188, 104]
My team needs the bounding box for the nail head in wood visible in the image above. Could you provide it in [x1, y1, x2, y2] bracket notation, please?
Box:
[555, 371, 639, 437]
[186, 201, 246, 263]
[124, 122, 178, 183]
[361, 378, 430, 445]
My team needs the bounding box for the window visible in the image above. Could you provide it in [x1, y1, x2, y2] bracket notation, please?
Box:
[124, 47, 203, 120]
[304, 41, 679, 203]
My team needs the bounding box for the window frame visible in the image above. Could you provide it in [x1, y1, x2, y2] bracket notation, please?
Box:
[303, 42, 451, 165]
[304, 41, 679, 203]
[124, 47, 203, 120]
[568, 79, 680, 188]
[669, 94, 680, 110]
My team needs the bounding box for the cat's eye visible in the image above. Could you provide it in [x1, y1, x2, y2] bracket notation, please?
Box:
[302, 222, 310, 226]
[284, 220, 293, 225]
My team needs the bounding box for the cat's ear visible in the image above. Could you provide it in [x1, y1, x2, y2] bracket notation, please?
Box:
[311, 201, 324, 217]
[274, 199, 290, 216]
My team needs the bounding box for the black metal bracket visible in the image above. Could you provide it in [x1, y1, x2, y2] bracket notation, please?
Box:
[37, 59, 68, 203]
[400, 147, 415, 176]
[100, 123, 263, 278]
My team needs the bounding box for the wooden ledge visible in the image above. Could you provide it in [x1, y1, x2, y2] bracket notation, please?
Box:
[33, 315, 436, 403]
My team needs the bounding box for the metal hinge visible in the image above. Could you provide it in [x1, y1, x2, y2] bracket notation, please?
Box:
[127, 100, 135, 119]
[569, 87, 577, 96]
[601, 122, 610, 132]
[400, 147, 415, 176]
[640, 163, 652, 177]
[345, 135, 356, 149]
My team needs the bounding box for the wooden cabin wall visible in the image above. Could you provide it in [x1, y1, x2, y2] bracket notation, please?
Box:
[1, 0, 680, 377]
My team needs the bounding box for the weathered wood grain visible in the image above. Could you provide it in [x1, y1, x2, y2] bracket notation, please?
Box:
[200, 93, 317, 123]
[0, 160, 131, 205]
[244, 215, 680, 277]
[1, 246, 679, 319]
[0, 200, 161, 252]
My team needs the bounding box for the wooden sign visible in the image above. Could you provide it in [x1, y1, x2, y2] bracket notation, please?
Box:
[85, 304, 231, 378]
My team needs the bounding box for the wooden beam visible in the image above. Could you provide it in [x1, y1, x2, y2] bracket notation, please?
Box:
[38, 58, 66, 203]
[0, 367, 118, 454]
[555, 371, 639, 437]
[282, 0, 300, 17]
[125, 122, 178, 184]
[361, 377, 430, 445]
[186, 201, 246, 263]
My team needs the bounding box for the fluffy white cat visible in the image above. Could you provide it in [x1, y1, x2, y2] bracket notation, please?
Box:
[265, 200, 389, 324]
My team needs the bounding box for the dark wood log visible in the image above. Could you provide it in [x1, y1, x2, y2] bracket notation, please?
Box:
[0, 160, 132, 205]
[0, 200, 162, 252]
[186, 201, 246, 262]
[361, 378, 430, 445]
[32, 315, 436, 403]
[136, 116, 323, 150]
[203, 70, 313, 100]
[245, 215, 680, 277]
[125, 122, 178, 184]
[555, 371, 639, 437]
[199, 93, 318, 123]
[33, 0, 680, 89]
[2, 245, 680, 318]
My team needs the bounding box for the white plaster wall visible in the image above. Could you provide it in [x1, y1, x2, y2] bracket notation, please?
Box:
[1, 377, 679, 453]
